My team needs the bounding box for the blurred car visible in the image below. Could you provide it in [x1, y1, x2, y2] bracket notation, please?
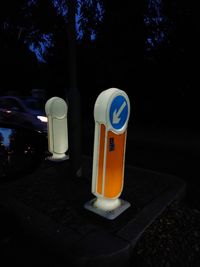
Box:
[0, 122, 47, 180]
[0, 96, 47, 133]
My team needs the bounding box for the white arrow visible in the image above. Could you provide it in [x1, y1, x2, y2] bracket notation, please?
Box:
[112, 101, 127, 124]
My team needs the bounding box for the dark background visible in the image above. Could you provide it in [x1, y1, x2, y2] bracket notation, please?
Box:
[1, 3, 200, 266]
[0, 0, 200, 205]
[0, 0, 198, 128]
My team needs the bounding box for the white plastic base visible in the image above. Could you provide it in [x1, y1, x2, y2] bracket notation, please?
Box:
[84, 197, 131, 220]
[46, 153, 69, 162]
[94, 197, 121, 211]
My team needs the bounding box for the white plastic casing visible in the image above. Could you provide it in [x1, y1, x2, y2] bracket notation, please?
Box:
[45, 97, 68, 161]
[84, 88, 131, 219]
[92, 88, 130, 197]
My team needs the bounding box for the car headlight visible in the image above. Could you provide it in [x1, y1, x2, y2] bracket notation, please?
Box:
[37, 116, 48, 123]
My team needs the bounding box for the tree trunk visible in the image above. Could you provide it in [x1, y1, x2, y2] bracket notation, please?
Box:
[66, 0, 82, 177]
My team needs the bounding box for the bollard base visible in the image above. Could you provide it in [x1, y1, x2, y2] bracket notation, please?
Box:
[84, 198, 131, 220]
[46, 154, 69, 162]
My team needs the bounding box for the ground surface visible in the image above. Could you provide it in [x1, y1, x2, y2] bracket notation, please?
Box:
[0, 125, 200, 266]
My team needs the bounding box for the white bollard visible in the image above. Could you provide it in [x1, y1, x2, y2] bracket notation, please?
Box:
[84, 88, 131, 219]
[45, 97, 68, 161]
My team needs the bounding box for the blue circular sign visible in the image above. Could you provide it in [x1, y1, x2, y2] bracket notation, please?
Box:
[109, 95, 129, 130]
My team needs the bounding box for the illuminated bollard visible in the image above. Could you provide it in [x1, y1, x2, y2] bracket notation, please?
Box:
[85, 88, 131, 220]
[45, 97, 68, 161]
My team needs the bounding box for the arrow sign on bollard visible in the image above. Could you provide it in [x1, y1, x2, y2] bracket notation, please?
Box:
[84, 88, 131, 220]
[109, 95, 129, 130]
[112, 101, 127, 124]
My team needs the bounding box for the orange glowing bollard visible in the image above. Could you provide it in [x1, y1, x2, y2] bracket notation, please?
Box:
[85, 88, 131, 220]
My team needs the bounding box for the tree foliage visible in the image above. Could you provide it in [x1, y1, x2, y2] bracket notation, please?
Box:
[0, 0, 104, 63]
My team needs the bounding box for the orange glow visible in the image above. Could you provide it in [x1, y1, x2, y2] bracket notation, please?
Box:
[104, 130, 126, 198]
